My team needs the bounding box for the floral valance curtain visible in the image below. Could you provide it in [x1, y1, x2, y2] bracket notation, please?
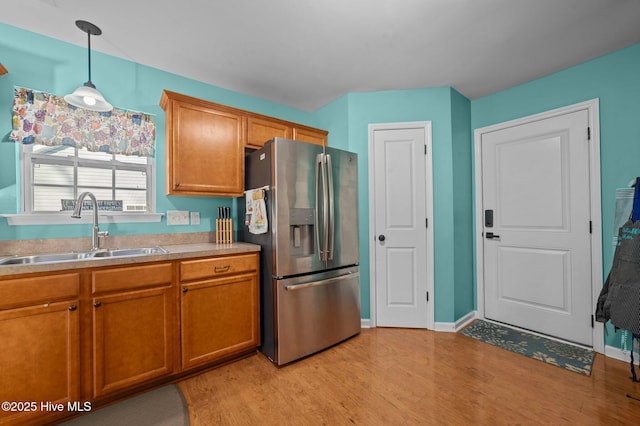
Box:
[10, 87, 155, 157]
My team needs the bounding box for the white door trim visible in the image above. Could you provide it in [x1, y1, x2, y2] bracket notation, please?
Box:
[473, 99, 604, 353]
[368, 121, 434, 330]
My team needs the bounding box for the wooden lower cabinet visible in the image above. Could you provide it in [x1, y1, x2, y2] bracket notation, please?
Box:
[92, 286, 173, 398]
[181, 272, 259, 369]
[0, 273, 80, 426]
[180, 253, 260, 370]
[90, 262, 174, 399]
[0, 252, 259, 424]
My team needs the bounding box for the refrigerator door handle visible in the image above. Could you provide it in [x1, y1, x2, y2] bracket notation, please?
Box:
[326, 154, 335, 260]
[284, 272, 358, 291]
[321, 153, 329, 262]
[315, 154, 326, 261]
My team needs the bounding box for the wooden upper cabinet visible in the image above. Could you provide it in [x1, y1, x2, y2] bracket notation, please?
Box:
[161, 90, 245, 197]
[292, 126, 328, 146]
[160, 90, 329, 196]
[246, 115, 292, 149]
[246, 114, 328, 148]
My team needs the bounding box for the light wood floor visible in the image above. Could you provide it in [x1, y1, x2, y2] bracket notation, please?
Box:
[178, 327, 640, 425]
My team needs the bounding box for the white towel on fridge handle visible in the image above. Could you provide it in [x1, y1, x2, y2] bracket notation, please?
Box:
[246, 188, 269, 234]
[249, 196, 268, 234]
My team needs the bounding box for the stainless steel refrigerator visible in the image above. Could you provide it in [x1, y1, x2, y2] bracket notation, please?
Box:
[239, 137, 360, 365]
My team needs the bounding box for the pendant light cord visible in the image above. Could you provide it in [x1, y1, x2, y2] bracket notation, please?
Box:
[87, 30, 92, 85]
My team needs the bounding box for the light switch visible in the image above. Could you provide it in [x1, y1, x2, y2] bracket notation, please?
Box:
[190, 211, 200, 225]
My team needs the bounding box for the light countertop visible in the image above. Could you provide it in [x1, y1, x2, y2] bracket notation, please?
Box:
[0, 242, 260, 277]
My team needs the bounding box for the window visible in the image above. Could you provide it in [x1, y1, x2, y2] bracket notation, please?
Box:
[21, 144, 154, 214]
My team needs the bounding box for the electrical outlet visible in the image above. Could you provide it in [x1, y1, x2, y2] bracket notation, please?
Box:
[167, 210, 189, 225]
[190, 211, 200, 225]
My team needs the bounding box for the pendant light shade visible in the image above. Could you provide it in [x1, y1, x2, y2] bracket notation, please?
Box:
[64, 20, 113, 112]
[65, 82, 112, 112]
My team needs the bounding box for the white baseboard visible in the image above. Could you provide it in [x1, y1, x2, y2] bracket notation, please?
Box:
[361, 319, 372, 329]
[605, 344, 640, 366]
[434, 311, 477, 333]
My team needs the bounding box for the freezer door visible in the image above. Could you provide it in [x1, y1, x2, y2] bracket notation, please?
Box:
[276, 267, 361, 365]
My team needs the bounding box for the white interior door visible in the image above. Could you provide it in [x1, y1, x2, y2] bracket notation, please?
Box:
[481, 109, 593, 346]
[371, 124, 432, 328]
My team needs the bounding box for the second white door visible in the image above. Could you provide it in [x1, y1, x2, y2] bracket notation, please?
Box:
[372, 124, 431, 328]
[481, 109, 593, 346]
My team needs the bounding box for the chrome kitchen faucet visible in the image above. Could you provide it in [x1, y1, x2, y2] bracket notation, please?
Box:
[71, 192, 108, 250]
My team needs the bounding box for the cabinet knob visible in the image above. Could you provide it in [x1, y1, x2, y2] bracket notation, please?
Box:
[182, 287, 188, 294]
[68, 305, 77, 311]
[94, 301, 102, 308]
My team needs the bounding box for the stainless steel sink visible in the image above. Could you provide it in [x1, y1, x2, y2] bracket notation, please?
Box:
[91, 247, 169, 258]
[0, 247, 168, 265]
[0, 252, 96, 265]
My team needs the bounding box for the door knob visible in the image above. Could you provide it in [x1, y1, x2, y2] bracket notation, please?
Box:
[378, 234, 386, 242]
[486, 232, 500, 239]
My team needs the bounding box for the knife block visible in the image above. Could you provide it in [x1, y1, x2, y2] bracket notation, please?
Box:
[216, 218, 233, 244]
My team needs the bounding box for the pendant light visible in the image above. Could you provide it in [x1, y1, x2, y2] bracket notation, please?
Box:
[64, 20, 113, 112]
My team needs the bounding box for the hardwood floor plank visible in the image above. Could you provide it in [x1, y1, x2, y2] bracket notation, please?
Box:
[178, 328, 640, 425]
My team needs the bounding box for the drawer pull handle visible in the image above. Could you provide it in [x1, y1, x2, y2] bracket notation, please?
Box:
[68, 305, 77, 311]
[94, 301, 102, 308]
[214, 265, 231, 273]
[182, 287, 189, 294]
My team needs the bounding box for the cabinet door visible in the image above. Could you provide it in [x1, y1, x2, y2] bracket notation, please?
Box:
[166, 98, 245, 196]
[181, 273, 259, 370]
[293, 127, 328, 146]
[246, 115, 292, 149]
[92, 286, 173, 398]
[0, 301, 80, 425]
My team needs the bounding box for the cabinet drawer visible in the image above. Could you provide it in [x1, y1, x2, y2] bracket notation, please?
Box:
[92, 263, 172, 294]
[0, 273, 80, 310]
[180, 253, 258, 282]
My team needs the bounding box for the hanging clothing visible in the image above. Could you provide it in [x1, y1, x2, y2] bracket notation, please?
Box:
[595, 219, 640, 335]
[595, 178, 640, 381]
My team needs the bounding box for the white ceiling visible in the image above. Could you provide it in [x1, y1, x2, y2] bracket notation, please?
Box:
[2, 0, 640, 111]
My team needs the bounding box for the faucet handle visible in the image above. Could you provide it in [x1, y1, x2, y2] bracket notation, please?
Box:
[98, 231, 109, 238]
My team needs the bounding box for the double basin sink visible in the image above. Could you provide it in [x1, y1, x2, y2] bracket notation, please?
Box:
[0, 247, 168, 265]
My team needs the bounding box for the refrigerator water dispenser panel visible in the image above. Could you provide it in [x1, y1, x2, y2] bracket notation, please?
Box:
[289, 208, 315, 256]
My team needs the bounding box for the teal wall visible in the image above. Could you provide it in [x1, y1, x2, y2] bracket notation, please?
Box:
[471, 43, 640, 347]
[0, 23, 318, 241]
[315, 95, 349, 151]
[451, 89, 474, 320]
[320, 88, 473, 322]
